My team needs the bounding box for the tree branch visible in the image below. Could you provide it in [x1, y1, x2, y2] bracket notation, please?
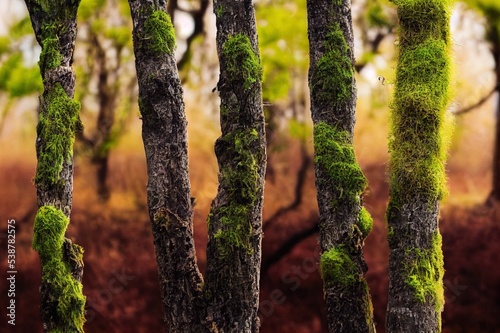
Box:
[177, 0, 209, 71]
[261, 220, 319, 276]
[263, 144, 311, 232]
[453, 85, 498, 115]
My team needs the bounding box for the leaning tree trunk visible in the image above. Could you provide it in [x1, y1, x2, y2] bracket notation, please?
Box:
[306, 0, 375, 332]
[386, 0, 452, 332]
[24, 0, 86, 331]
[204, 0, 266, 332]
[128, 1, 207, 331]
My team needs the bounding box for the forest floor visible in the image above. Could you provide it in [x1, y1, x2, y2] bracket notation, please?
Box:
[0, 139, 499, 333]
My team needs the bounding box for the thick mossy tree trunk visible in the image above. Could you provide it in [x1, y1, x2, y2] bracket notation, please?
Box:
[128, 1, 206, 331]
[386, 0, 452, 332]
[24, 0, 86, 331]
[306, 1, 375, 332]
[204, 1, 266, 332]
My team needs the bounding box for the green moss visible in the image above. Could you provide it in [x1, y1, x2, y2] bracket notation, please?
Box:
[213, 128, 260, 256]
[33, 206, 86, 332]
[144, 10, 176, 55]
[222, 34, 262, 90]
[389, 1, 453, 208]
[320, 246, 359, 287]
[39, 37, 62, 73]
[311, 23, 353, 105]
[387, 223, 395, 242]
[394, 0, 453, 46]
[357, 207, 373, 239]
[314, 122, 367, 200]
[215, 4, 223, 18]
[405, 233, 445, 313]
[35, 83, 82, 189]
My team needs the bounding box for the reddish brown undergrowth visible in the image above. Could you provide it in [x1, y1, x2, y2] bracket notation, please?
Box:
[0, 146, 499, 332]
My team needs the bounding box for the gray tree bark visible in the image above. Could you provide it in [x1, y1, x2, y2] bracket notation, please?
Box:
[128, 1, 206, 331]
[306, 0, 375, 332]
[128, 0, 265, 332]
[25, 0, 86, 331]
[204, 0, 266, 332]
[386, 0, 451, 332]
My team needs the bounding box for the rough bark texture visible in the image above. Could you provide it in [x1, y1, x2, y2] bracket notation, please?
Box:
[25, 0, 86, 331]
[386, 0, 452, 332]
[128, 1, 206, 331]
[306, 1, 375, 332]
[204, 1, 266, 332]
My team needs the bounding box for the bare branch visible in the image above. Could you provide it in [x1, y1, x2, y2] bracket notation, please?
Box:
[453, 85, 498, 115]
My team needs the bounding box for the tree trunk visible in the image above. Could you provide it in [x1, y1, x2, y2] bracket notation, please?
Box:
[306, 1, 375, 332]
[91, 35, 116, 202]
[204, 1, 266, 332]
[386, 0, 452, 332]
[24, 0, 86, 331]
[489, 31, 500, 203]
[128, 1, 207, 331]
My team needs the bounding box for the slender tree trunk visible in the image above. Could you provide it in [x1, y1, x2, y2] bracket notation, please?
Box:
[128, 1, 207, 331]
[129, 1, 265, 331]
[92, 37, 116, 201]
[24, 0, 86, 331]
[204, 1, 266, 332]
[306, 1, 375, 332]
[489, 35, 500, 203]
[386, 0, 452, 332]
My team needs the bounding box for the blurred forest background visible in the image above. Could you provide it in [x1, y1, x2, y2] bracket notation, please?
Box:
[0, 0, 499, 332]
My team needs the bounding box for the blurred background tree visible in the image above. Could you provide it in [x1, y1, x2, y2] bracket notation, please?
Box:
[461, 0, 500, 204]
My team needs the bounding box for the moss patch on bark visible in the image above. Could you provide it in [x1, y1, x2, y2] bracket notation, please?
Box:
[405, 232, 445, 313]
[311, 22, 353, 105]
[222, 34, 262, 91]
[32, 206, 85, 332]
[144, 10, 176, 55]
[35, 83, 82, 190]
[320, 246, 358, 287]
[313, 122, 367, 201]
[212, 128, 260, 256]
